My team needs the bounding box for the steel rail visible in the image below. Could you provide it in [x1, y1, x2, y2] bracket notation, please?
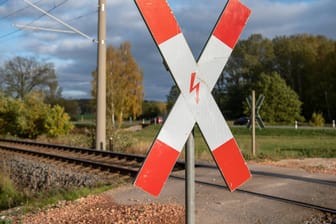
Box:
[0, 144, 138, 177]
[1, 138, 334, 186]
[0, 138, 186, 170]
[195, 162, 336, 187]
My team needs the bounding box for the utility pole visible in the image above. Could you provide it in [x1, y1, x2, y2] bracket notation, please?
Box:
[96, 0, 106, 150]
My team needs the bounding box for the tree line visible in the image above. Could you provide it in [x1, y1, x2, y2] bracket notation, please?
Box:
[223, 33, 335, 122]
[168, 33, 336, 124]
[2, 33, 334, 139]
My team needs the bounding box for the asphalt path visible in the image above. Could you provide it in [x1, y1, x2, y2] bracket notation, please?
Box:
[109, 163, 336, 223]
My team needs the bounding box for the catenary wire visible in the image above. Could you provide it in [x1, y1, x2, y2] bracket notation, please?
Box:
[0, 0, 69, 40]
[0, 0, 43, 21]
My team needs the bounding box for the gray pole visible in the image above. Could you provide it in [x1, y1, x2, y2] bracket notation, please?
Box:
[185, 131, 195, 224]
[251, 90, 256, 156]
[96, 0, 106, 150]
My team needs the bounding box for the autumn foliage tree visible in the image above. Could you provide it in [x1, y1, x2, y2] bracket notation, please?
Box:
[91, 42, 144, 129]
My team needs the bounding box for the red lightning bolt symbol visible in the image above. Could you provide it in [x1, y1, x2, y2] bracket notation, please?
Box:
[189, 72, 200, 104]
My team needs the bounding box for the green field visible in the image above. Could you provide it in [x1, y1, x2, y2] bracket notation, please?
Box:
[127, 125, 336, 161]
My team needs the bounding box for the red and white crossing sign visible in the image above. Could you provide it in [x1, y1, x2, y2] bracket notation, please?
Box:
[134, 0, 252, 196]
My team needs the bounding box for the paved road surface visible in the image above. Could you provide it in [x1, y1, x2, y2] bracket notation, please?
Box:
[109, 163, 336, 223]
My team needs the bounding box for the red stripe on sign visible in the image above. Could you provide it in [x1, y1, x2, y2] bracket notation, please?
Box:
[213, 0, 251, 49]
[134, 139, 180, 196]
[212, 138, 251, 191]
[135, 0, 181, 45]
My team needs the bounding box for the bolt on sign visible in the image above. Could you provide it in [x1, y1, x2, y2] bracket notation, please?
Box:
[134, 0, 252, 196]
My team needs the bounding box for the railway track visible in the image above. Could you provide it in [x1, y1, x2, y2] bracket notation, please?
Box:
[195, 162, 336, 187]
[0, 138, 185, 177]
[0, 138, 335, 215]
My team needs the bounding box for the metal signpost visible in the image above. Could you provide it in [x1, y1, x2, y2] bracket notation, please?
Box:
[185, 132, 195, 223]
[133, 0, 251, 222]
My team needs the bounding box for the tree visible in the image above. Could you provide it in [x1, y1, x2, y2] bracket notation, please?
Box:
[0, 56, 59, 99]
[45, 105, 74, 137]
[252, 72, 303, 124]
[218, 34, 275, 119]
[118, 42, 144, 122]
[91, 42, 144, 129]
[273, 34, 336, 121]
[19, 92, 49, 138]
[166, 85, 179, 112]
[141, 100, 167, 119]
[215, 33, 336, 121]
[46, 98, 80, 121]
[0, 92, 23, 135]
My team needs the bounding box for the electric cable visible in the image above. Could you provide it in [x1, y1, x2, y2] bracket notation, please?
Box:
[0, 0, 69, 40]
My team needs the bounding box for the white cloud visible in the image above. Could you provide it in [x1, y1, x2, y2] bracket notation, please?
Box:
[62, 90, 88, 99]
[242, 0, 336, 38]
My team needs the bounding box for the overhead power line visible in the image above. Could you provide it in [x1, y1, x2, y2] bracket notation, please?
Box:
[15, 9, 98, 34]
[67, 10, 98, 22]
[14, 24, 76, 33]
[0, 0, 68, 40]
[0, 0, 43, 21]
[23, 0, 96, 42]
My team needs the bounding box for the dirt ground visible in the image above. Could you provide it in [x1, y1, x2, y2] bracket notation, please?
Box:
[3, 158, 336, 224]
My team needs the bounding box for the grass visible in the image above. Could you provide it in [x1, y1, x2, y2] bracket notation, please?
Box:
[0, 174, 24, 210]
[21, 185, 113, 212]
[126, 125, 336, 161]
[0, 184, 117, 222]
[232, 127, 336, 160]
[0, 174, 123, 218]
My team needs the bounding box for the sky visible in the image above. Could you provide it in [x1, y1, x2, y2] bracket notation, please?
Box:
[0, 0, 335, 101]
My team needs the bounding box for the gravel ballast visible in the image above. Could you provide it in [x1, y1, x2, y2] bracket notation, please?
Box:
[0, 152, 109, 192]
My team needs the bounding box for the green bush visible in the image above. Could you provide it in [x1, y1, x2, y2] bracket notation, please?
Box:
[0, 93, 73, 138]
[0, 173, 22, 210]
[45, 105, 74, 137]
[310, 112, 325, 127]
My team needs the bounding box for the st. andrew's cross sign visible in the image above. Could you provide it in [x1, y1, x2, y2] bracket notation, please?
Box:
[134, 0, 252, 196]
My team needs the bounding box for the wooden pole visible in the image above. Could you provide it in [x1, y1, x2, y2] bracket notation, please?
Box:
[251, 90, 256, 156]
